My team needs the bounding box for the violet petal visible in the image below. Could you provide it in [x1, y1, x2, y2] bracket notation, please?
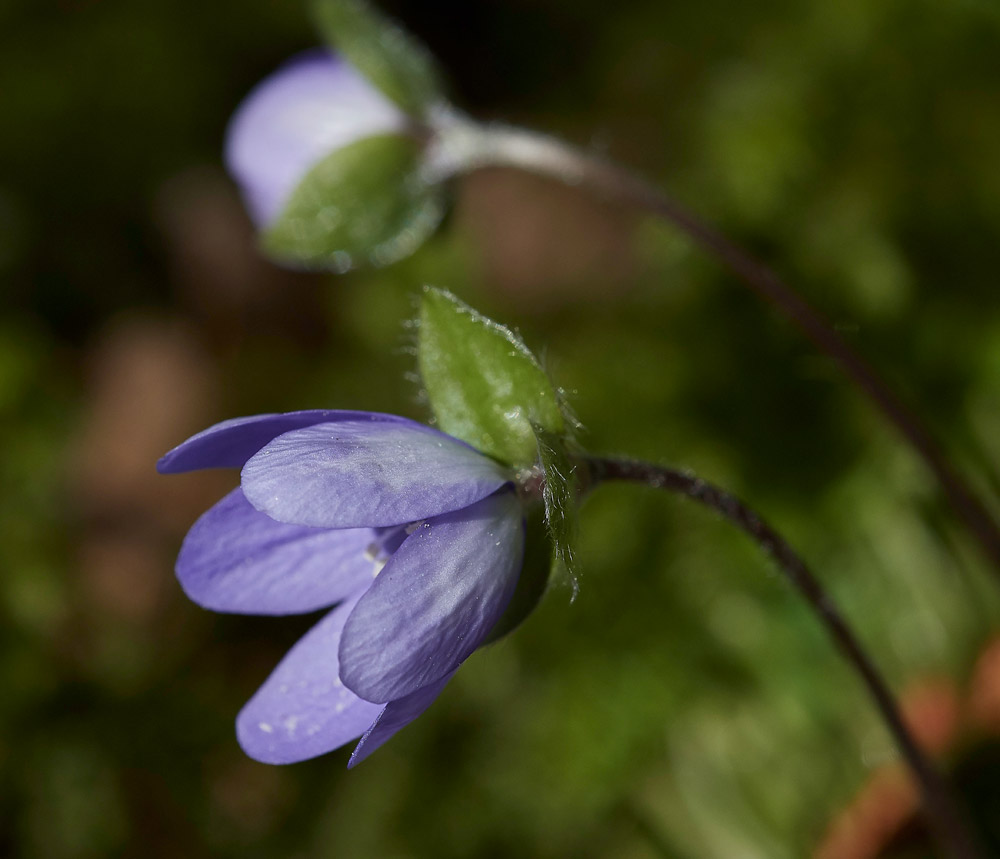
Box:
[236, 596, 383, 764]
[177, 488, 378, 615]
[347, 672, 454, 768]
[339, 491, 524, 703]
[241, 420, 512, 529]
[157, 409, 404, 474]
[225, 50, 405, 227]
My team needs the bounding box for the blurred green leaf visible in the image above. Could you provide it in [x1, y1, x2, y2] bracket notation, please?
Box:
[418, 287, 564, 466]
[311, 0, 443, 116]
[535, 425, 580, 592]
[263, 133, 444, 271]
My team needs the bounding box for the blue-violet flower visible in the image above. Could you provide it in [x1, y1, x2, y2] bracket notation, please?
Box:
[158, 410, 525, 767]
[226, 51, 406, 229]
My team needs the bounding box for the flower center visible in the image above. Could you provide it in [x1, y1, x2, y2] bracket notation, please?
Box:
[363, 522, 424, 577]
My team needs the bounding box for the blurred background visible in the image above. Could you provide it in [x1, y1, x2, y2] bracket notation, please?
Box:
[4, 0, 1000, 856]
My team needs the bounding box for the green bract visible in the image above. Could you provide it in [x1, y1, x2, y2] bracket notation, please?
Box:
[534, 425, 580, 589]
[417, 288, 565, 467]
[418, 288, 579, 587]
[263, 135, 444, 271]
[312, 0, 443, 117]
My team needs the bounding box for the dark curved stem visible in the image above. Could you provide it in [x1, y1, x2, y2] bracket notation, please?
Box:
[429, 118, 1000, 579]
[586, 455, 985, 859]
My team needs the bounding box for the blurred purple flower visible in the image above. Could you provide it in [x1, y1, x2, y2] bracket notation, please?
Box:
[158, 410, 525, 767]
[225, 51, 406, 228]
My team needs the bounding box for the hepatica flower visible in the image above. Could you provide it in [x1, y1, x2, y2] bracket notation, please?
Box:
[159, 410, 525, 766]
[225, 49, 407, 232]
[225, 33, 447, 271]
[160, 286, 575, 766]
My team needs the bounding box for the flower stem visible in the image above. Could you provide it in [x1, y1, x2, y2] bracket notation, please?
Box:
[427, 116, 1000, 580]
[585, 457, 986, 859]
[585, 455, 984, 859]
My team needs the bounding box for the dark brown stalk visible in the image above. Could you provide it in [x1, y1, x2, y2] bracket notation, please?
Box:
[586, 455, 985, 859]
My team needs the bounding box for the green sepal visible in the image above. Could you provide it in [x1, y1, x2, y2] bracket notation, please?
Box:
[262, 134, 444, 271]
[417, 287, 565, 466]
[311, 0, 443, 116]
[534, 425, 580, 594]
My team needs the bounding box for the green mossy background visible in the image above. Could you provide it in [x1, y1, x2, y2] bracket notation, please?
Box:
[3, 0, 1000, 856]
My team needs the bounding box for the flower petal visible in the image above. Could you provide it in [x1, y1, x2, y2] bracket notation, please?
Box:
[241, 420, 512, 529]
[347, 672, 454, 769]
[225, 49, 406, 227]
[236, 597, 383, 764]
[157, 409, 404, 473]
[176, 488, 377, 615]
[339, 491, 524, 702]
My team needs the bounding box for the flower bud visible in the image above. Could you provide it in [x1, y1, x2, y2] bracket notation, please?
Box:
[225, 50, 406, 229]
[225, 50, 444, 271]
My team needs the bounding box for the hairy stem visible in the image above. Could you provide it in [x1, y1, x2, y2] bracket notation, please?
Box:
[425, 115, 1000, 578]
[585, 455, 984, 859]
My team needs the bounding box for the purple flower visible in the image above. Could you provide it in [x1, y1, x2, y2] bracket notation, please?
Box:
[158, 410, 525, 766]
[225, 51, 407, 228]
